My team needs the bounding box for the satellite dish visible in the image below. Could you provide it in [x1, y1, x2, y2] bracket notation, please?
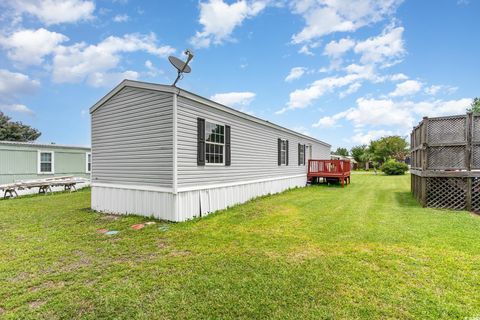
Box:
[169, 49, 194, 86]
[168, 56, 191, 73]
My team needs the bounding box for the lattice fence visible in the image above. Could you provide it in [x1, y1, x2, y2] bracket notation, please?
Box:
[411, 113, 480, 212]
[472, 178, 480, 212]
[426, 177, 466, 210]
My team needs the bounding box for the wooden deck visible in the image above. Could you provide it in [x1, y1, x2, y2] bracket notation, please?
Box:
[307, 159, 351, 187]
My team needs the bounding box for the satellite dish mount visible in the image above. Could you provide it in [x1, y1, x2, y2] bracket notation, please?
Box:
[169, 49, 194, 87]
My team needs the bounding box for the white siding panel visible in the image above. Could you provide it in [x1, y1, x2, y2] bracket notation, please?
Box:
[91, 87, 173, 187]
[176, 96, 330, 187]
[91, 185, 175, 221]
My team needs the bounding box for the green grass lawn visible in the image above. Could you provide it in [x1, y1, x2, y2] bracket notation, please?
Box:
[1, 174, 480, 319]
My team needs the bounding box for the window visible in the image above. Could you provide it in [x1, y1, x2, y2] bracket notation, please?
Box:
[38, 151, 54, 174]
[299, 144, 305, 165]
[280, 140, 287, 165]
[205, 121, 225, 164]
[278, 139, 288, 165]
[86, 152, 91, 173]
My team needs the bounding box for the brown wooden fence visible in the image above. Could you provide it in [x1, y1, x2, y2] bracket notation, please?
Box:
[411, 113, 480, 212]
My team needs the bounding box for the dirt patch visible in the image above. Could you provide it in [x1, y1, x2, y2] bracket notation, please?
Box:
[9, 272, 29, 282]
[168, 250, 192, 257]
[29, 281, 65, 293]
[158, 243, 168, 249]
[100, 214, 120, 221]
[0, 307, 5, 315]
[29, 300, 46, 309]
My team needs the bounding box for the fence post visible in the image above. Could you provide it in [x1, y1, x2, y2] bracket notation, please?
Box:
[466, 112, 473, 211]
[419, 117, 428, 207]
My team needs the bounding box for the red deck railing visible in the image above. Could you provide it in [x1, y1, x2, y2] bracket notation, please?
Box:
[307, 159, 351, 187]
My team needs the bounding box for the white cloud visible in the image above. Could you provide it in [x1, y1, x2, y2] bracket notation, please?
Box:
[5, 0, 95, 25]
[339, 82, 362, 98]
[281, 74, 359, 113]
[291, 126, 311, 136]
[354, 25, 405, 66]
[389, 73, 408, 81]
[190, 0, 267, 48]
[351, 129, 393, 144]
[113, 14, 129, 22]
[323, 38, 355, 58]
[407, 98, 471, 117]
[280, 63, 380, 113]
[210, 91, 256, 107]
[313, 110, 349, 128]
[347, 97, 414, 128]
[424, 84, 458, 96]
[285, 67, 306, 82]
[52, 33, 175, 85]
[312, 97, 472, 138]
[298, 41, 321, 55]
[291, 0, 403, 44]
[87, 70, 139, 88]
[389, 79, 422, 97]
[0, 28, 68, 66]
[0, 103, 34, 115]
[0, 69, 40, 101]
[0, 69, 39, 115]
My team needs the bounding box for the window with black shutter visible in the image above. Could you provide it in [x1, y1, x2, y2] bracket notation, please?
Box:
[278, 139, 288, 165]
[197, 118, 205, 165]
[225, 125, 231, 166]
[298, 144, 305, 165]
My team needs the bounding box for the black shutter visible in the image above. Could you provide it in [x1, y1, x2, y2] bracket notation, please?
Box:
[286, 140, 289, 166]
[303, 144, 306, 165]
[197, 118, 205, 165]
[278, 138, 281, 166]
[298, 143, 301, 165]
[225, 125, 231, 166]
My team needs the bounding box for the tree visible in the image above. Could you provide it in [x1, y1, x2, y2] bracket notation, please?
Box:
[360, 151, 373, 170]
[0, 112, 41, 142]
[350, 145, 367, 163]
[369, 135, 409, 164]
[332, 147, 349, 156]
[467, 97, 480, 114]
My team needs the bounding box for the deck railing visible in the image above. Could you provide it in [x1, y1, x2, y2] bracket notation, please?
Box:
[308, 159, 351, 175]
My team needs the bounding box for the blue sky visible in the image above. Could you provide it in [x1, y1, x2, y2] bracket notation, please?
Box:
[0, 0, 478, 149]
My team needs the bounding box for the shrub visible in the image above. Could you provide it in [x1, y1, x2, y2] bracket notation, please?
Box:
[380, 160, 409, 175]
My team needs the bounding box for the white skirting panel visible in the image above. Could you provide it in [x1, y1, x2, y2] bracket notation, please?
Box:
[91, 185, 176, 221]
[91, 175, 306, 222]
[176, 175, 307, 221]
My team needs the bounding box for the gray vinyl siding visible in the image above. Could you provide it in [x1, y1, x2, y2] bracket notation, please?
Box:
[177, 96, 330, 188]
[91, 87, 173, 187]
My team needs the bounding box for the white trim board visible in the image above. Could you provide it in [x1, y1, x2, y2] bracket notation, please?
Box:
[92, 174, 306, 194]
[91, 182, 173, 193]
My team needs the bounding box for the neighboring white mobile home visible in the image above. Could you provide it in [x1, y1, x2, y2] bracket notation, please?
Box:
[90, 80, 331, 221]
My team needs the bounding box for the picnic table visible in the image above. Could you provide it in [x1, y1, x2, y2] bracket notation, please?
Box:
[0, 176, 89, 199]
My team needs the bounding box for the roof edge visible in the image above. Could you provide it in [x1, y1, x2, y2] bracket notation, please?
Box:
[0, 140, 91, 150]
[89, 79, 331, 147]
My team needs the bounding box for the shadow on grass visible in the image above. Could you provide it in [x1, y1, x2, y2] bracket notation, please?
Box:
[394, 191, 421, 209]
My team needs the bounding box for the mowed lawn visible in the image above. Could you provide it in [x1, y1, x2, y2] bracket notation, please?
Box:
[1, 174, 480, 319]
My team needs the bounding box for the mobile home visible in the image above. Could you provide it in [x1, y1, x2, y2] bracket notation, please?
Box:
[0, 141, 91, 184]
[90, 80, 330, 221]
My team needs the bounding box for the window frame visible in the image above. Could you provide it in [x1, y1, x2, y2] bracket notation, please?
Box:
[280, 139, 287, 166]
[86, 152, 92, 173]
[299, 144, 305, 166]
[204, 120, 226, 166]
[37, 150, 55, 174]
